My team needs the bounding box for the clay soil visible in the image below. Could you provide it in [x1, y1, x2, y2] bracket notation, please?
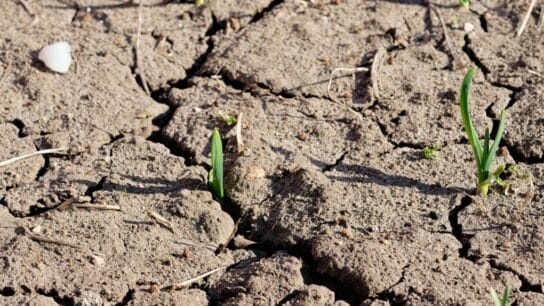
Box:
[1, 0, 544, 305]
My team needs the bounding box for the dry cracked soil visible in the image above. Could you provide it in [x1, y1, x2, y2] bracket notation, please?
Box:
[1, 0, 543, 305]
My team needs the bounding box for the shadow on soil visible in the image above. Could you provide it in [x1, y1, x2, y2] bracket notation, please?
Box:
[329, 163, 471, 196]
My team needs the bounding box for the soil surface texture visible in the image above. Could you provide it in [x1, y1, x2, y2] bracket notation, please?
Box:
[1, 0, 543, 305]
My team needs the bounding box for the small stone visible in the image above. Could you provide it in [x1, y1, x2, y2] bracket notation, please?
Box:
[31, 226, 42, 234]
[229, 17, 240, 31]
[298, 132, 309, 141]
[414, 287, 424, 294]
[340, 227, 353, 239]
[90, 255, 105, 266]
[233, 235, 257, 248]
[501, 240, 512, 250]
[464, 22, 474, 32]
[38, 41, 72, 73]
[498, 146, 509, 157]
[182, 248, 192, 258]
[149, 284, 159, 294]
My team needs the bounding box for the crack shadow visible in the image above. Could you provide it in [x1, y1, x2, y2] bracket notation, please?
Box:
[328, 163, 471, 196]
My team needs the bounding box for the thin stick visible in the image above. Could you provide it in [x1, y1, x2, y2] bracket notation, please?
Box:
[0, 148, 66, 167]
[24, 227, 82, 249]
[17, 0, 34, 16]
[371, 47, 386, 102]
[327, 67, 369, 102]
[147, 210, 175, 233]
[235, 112, 244, 155]
[55, 197, 77, 212]
[512, 175, 534, 223]
[326, 67, 368, 122]
[160, 267, 225, 291]
[136, 0, 151, 96]
[516, 0, 538, 37]
[74, 204, 122, 211]
[527, 69, 544, 78]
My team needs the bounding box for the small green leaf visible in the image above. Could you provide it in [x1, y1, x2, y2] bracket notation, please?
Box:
[459, 0, 470, 9]
[195, 0, 205, 6]
[481, 110, 506, 176]
[209, 128, 224, 199]
[223, 115, 237, 126]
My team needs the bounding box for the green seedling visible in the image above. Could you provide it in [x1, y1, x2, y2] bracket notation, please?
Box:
[490, 285, 511, 306]
[222, 115, 237, 126]
[195, 0, 205, 5]
[422, 144, 441, 159]
[460, 66, 506, 196]
[208, 128, 224, 200]
[459, 0, 470, 9]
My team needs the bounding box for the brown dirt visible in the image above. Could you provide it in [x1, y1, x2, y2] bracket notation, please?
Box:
[1, 0, 543, 305]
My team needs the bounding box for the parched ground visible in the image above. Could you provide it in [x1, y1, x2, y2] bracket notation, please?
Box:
[1, 0, 543, 305]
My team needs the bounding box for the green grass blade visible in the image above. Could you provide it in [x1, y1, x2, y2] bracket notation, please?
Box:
[209, 128, 224, 199]
[460, 66, 483, 175]
[483, 127, 490, 159]
[490, 288, 501, 306]
[482, 110, 506, 175]
[501, 285, 511, 306]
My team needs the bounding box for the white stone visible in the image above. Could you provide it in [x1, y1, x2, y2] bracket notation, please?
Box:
[38, 41, 72, 73]
[463, 22, 475, 32]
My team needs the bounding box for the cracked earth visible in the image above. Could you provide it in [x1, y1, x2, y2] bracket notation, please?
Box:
[1, 0, 543, 305]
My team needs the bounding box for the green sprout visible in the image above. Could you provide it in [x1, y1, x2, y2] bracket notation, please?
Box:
[222, 115, 237, 126]
[195, 0, 205, 5]
[422, 144, 441, 159]
[490, 285, 511, 306]
[460, 66, 506, 196]
[459, 0, 470, 9]
[208, 128, 224, 200]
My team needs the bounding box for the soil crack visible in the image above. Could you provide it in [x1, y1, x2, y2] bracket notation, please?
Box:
[488, 260, 543, 294]
[447, 195, 474, 258]
[249, 0, 285, 24]
[462, 34, 490, 75]
[36, 288, 73, 306]
[114, 288, 135, 306]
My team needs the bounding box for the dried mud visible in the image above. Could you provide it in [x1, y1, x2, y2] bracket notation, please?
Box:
[1, 0, 543, 305]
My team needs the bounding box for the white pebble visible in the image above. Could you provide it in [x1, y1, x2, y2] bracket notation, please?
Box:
[463, 22, 475, 32]
[38, 41, 72, 73]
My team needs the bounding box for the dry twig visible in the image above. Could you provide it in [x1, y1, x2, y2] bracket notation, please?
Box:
[24, 227, 82, 249]
[516, 0, 538, 37]
[0, 148, 66, 167]
[512, 175, 535, 223]
[326, 67, 368, 122]
[160, 267, 225, 291]
[147, 210, 175, 233]
[74, 204, 122, 211]
[370, 47, 386, 101]
[235, 112, 244, 155]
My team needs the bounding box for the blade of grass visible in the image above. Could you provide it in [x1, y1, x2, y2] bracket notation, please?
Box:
[209, 128, 224, 199]
[483, 128, 490, 160]
[501, 285, 511, 306]
[460, 66, 483, 176]
[490, 288, 501, 306]
[481, 110, 506, 175]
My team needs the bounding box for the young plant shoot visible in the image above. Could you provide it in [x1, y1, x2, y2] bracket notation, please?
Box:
[208, 128, 224, 200]
[460, 67, 506, 195]
[459, 0, 470, 9]
[490, 285, 511, 306]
